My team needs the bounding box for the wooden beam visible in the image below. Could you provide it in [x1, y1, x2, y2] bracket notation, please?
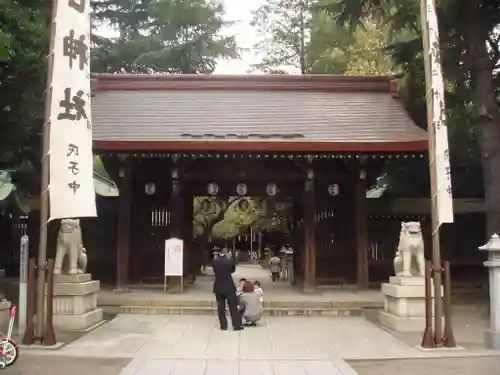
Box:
[94, 140, 428, 153]
[356, 169, 369, 289]
[367, 198, 485, 215]
[303, 166, 316, 292]
[115, 158, 131, 292]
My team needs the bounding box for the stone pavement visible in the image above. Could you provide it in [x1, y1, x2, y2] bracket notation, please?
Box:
[350, 357, 500, 375]
[57, 315, 423, 360]
[22, 312, 495, 375]
[3, 356, 128, 375]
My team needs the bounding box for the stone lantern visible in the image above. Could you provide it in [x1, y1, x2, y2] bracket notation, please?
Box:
[478, 233, 500, 349]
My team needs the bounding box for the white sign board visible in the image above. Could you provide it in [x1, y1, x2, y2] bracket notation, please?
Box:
[48, 0, 96, 220]
[424, 0, 454, 225]
[164, 238, 184, 276]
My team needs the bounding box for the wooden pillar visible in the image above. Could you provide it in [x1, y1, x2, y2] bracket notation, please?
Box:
[356, 166, 369, 289]
[170, 166, 183, 238]
[169, 164, 186, 289]
[303, 166, 316, 292]
[115, 157, 131, 292]
[184, 188, 195, 282]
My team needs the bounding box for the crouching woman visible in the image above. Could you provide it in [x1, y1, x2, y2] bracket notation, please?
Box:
[239, 281, 263, 326]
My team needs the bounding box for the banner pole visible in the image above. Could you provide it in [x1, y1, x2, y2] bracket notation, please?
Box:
[35, 0, 59, 341]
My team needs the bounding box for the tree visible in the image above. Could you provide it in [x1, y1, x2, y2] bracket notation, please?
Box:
[307, 6, 354, 73]
[251, 0, 316, 73]
[193, 197, 263, 240]
[0, 1, 48, 162]
[91, 0, 239, 73]
[307, 10, 392, 75]
[343, 16, 392, 75]
[323, 0, 500, 236]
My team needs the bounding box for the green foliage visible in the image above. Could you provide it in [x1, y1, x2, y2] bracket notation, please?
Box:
[251, 0, 315, 73]
[253, 0, 394, 75]
[192, 196, 291, 239]
[0, 1, 49, 160]
[91, 0, 239, 73]
[307, 6, 353, 73]
[321, 0, 494, 199]
[343, 17, 392, 75]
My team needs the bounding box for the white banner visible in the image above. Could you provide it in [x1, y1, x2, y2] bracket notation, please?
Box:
[165, 238, 184, 276]
[48, 0, 96, 220]
[426, 0, 454, 225]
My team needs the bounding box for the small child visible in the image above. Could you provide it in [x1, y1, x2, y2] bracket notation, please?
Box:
[237, 278, 247, 294]
[253, 280, 264, 305]
[236, 278, 247, 311]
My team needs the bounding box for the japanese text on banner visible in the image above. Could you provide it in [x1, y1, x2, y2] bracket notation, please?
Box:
[426, 0, 454, 225]
[48, 0, 96, 220]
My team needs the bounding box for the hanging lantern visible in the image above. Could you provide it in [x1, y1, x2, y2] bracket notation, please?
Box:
[328, 183, 340, 196]
[144, 182, 156, 195]
[266, 183, 278, 196]
[236, 182, 247, 196]
[207, 182, 219, 196]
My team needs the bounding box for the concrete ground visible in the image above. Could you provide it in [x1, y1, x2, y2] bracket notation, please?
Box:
[19, 312, 499, 375]
[2, 356, 129, 375]
[5, 264, 498, 375]
[350, 357, 500, 375]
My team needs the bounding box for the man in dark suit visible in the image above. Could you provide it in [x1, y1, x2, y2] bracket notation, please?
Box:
[212, 250, 243, 331]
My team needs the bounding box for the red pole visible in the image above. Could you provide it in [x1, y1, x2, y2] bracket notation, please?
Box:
[421, 260, 434, 348]
[44, 259, 56, 346]
[443, 261, 456, 347]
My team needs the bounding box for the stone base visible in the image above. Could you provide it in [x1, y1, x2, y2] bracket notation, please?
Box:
[379, 276, 441, 333]
[379, 311, 426, 332]
[52, 273, 102, 331]
[53, 308, 103, 330]
[0, 299, 11, 330]
[484, 329, 500, 350]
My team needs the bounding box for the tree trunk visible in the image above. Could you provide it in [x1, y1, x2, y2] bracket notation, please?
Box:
[468, 0, 500, 239]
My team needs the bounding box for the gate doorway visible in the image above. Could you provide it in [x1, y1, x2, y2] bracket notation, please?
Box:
[192, 195, 296, 267]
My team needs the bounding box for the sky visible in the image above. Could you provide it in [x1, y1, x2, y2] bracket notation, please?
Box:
[213, 0, 266, 74]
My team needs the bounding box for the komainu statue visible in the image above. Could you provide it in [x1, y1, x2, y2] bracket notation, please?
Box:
[54, 218, 88, 275]
[393, 221, 425, 277]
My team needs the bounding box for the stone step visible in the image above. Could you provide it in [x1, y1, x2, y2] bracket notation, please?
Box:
[101, 298, 383, 309]
[118, 305, 368, 316]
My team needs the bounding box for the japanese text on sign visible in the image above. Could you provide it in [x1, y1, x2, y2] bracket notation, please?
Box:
[48, 0, 96, 220]
[165, 238, 184, 277]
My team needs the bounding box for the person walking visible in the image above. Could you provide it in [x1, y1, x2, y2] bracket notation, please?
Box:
[212, 249, 244, 331]
[268, 253, 281, 282]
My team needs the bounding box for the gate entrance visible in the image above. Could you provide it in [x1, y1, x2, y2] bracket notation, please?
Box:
[123, 155, 358, 288]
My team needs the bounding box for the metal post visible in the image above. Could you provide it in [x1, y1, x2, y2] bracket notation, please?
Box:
[442, 261, 456, 347]
[35, 0, 58, 340]
[22, 259, 36, 345]
[421, 260, 434, 348]
[18, 235, 29, 337]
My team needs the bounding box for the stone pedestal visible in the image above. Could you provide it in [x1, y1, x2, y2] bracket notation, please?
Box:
[52, 273, 103, 330]
[0, 298, 11, 330]
[379, 276, 432, 333]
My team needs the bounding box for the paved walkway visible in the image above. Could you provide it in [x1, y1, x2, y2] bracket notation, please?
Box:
[31, 312, 495, 375]
[99, 264, 384, 306]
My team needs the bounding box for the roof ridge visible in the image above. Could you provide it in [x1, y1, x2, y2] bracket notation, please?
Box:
[91, 74, 393, 94]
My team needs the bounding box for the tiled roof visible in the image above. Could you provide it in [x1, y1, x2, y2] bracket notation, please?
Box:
[90, 74, 427, 152]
